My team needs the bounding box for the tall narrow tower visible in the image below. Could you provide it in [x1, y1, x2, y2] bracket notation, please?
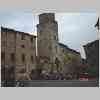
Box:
[37, 13, 59, 64]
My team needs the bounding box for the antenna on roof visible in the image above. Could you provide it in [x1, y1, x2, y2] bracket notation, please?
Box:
[94, 17, 99, 40]
[95, 18, 99, 31]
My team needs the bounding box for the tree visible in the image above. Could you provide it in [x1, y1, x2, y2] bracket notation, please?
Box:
[63, 53, 78, 64]
[86, 66, 97, 76]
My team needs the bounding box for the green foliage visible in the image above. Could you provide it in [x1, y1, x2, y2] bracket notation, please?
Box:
[63, 53, 77, 64]
[86, 67, 97, 76]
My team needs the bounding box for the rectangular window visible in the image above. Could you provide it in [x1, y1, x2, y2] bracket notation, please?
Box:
[62, 49, 64, 53]
[19, 68, 26, 73]
[1, 52, 5, 60]
[11, 53, 15, 62]
[49, 45, 52, 50]
[56, 45, 57, 53]
[21, 33, 25, 40]
[30, 37, 33, 43]
[54, 36, 56, 40]
[22, 54, 25, 63]
[54, 35, 58, 41]
[31, 56, 34, 63]
[21, 44, 25, 48]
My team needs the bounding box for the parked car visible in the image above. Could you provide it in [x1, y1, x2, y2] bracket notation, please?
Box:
[79, 73, 96, 80]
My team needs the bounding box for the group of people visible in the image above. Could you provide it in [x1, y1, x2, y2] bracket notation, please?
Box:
[29, 69, 78, 80]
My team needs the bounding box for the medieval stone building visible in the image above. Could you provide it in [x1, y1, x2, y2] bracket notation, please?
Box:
[37, 13, 59, 73]
[83, 40, 99, 67]
[83, 40, 99, 78]
[36, 13, 81, 77]
[58, 43, 81, 75]
[1, 13, 82, 84]
[1, 27, 36, 82]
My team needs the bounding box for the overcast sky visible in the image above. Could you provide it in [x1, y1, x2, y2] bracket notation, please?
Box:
[0, 11, 98, 58]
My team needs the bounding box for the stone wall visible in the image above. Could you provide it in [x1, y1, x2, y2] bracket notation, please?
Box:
[37, 13, 82, 76]
[83, 40, 99, 77]
[1, 27, 36, 81]
[37, 13, 59, 72]
[58, 43, 81, 76]
[37, 13, 58, 60]
[83, 40, 99, 67]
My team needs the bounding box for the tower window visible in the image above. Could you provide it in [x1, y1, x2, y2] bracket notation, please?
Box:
[56, 46, 57, 53]
[54, 35, 57, 40]
[22, 54, 25, 63]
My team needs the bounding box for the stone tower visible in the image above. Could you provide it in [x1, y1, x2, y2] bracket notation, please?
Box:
[37, 13, 59, 72]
